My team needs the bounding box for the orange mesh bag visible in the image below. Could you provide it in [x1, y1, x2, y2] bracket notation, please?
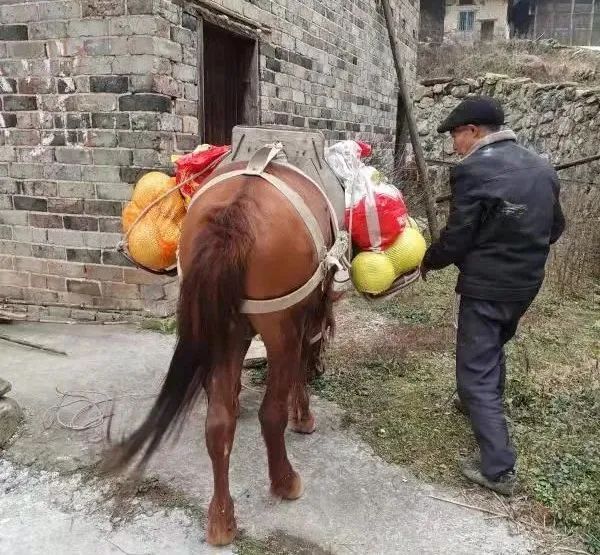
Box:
[122, 171, 186, 271]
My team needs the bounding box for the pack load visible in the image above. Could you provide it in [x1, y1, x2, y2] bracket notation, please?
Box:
[122, 171, 186, 272]
[120, 145, 230, 272]
[172, 144, 231, 207]
[120, 135, 425, 291]
[325, 140, 426, 295]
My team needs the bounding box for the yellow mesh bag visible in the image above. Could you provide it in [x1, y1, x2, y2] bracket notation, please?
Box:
[122, 171, 186, 271]
[351, 251, 396, 294]
[383, 227, 427, 277]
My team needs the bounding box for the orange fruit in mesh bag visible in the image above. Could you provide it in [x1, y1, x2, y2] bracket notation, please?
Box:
[122, 171, 186, 271]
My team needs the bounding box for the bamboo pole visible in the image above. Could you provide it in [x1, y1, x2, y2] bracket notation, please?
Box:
[431, 152, 600, 203]
[380, 0, 440, 240]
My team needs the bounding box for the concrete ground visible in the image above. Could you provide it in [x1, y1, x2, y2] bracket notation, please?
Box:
[0, 323, 536, 554]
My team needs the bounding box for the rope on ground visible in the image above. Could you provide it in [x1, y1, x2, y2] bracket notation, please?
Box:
[42, 388, 158, 432]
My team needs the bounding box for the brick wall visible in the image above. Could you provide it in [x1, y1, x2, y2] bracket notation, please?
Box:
[0, 0, 419, 321]
[0, 0, 196, 320]
[245, 0, 419, 149]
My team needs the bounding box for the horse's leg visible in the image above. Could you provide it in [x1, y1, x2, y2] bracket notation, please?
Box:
[234, 336, 251, 419]
[205, 332, 248, 546]
[256, 315, 304, 500]
[289, 300, 328, 434]
[288, 336, 318, 434]
[289, 378, 316, 434]
[234, 374, 242, 419]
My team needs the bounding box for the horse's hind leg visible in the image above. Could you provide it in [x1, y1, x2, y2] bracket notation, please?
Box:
[289, 383, 316, 434]
[288, 350, 316, 435]
[205, 333, 250, 546]
[289, 301, 327, 434]
[254, 313, 304, 500]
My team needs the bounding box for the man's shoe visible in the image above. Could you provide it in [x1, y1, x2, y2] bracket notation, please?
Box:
[453, 395, 470, 416]
[460, 456, 518, 496]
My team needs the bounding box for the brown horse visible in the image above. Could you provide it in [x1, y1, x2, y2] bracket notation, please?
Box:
[105, 157, 339, 545]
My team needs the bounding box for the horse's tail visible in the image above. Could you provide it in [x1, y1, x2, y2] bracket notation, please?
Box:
[103, 191, 253, 472]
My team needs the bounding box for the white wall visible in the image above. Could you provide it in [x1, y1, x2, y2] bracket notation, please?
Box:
[444, 0, 510, 43]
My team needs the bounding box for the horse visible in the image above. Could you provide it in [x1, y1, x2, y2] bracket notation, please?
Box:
[104, 145, 343, 546]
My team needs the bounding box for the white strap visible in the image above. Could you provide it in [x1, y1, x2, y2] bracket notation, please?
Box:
[276, 162, 341, 235]
[245, 143, 284, 174]
[256, 171, 326, 258]
[241, 264, 325, 314]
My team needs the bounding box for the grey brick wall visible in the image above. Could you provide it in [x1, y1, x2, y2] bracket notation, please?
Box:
[0, 0, 197, 319]
[0, 0, 418, 320]
[244, 0, 419, 148]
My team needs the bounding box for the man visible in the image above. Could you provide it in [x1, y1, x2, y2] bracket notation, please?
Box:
[421, 96, 565, 495]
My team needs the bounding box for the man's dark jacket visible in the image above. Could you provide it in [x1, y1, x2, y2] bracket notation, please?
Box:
[423, 135, 565, 301]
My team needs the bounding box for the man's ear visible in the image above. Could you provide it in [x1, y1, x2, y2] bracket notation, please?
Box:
[471, 125, 486, 139]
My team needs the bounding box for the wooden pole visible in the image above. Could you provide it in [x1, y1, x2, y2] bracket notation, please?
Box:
[570, 0, 576, 45]
[380, 0, 440, 240]
[554, 152, 600, 170]
[428, 152, 600, 172]
[589, 0, 596, 46]
[197, 17, 206, 143]
[394, 92, 409, 176]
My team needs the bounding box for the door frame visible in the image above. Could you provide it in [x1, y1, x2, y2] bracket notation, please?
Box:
[196, 11, 260, 144]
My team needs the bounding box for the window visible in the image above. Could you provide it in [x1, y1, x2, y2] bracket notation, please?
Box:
[459, 0, 474, 4]
[458, 10, 475, 31]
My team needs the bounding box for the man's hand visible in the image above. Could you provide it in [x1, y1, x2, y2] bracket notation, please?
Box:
[420, 263, 429, 282]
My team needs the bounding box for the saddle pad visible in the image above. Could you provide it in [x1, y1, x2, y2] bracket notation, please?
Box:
[218, 125, 346, 229]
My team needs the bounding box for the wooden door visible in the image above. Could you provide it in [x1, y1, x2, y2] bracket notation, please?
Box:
[199, 22, 258, 145]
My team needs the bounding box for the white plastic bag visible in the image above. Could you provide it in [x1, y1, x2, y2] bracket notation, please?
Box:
[325, 140, 363, 202]
[326, 140, 408, 251]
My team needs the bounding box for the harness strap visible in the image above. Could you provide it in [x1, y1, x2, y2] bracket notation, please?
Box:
[276, 162, 341, 235]
[242, 265, 325, 314]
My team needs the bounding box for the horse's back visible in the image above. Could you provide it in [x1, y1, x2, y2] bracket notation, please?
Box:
[179, 161, 332, 303]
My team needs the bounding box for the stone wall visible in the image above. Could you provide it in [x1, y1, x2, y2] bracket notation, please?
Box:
[413, 73, 600, 288]
[414, 73, 600, 181]
[0, 0, 419, 321]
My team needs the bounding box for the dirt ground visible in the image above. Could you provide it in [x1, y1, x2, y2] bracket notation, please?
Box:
[1, 319, 541, 555]
[0, 267, 596, 554]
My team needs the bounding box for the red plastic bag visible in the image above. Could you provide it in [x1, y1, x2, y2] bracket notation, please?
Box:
[356, 141, 372, 159]
[345, 167, 407, 251]
[175, 144, 231, 205]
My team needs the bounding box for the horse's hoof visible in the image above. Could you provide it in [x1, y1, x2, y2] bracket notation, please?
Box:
[290, 414, 316, 434]
[206, 498, 237, 546]
[271, 471, 304, 500]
